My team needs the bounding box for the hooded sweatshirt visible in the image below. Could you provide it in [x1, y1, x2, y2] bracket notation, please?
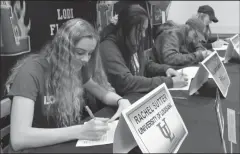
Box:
[100, 34, 173, 96]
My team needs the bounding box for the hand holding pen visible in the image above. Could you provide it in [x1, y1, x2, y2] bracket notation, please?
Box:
[213, 34, 229, 48]
[81, 106, 110, 140]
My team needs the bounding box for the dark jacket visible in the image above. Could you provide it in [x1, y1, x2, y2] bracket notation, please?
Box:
[154, 26, 205, 67]
[100, 34, 173, 96]
[201, 36, 218, 49]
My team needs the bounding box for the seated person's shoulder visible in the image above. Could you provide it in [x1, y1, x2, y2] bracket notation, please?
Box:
[101, 34, 117, 45]
[156, 26, 183, 42]
[8, 55, 48, 101]
[100, 35, 120, 54]
[21, 56, 48, 75]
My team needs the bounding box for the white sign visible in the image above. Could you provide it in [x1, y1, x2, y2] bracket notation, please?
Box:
[224, 34, 240, 63]
[227, 108, 237, 144]
[202, 51, 231, 98]
[189, 51, 230, 98]
[215, 89, 227, 153]
[113, 83, 188, 153]
[189, 65, 209, 95]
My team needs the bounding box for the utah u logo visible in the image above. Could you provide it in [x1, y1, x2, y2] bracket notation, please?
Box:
[156, 118, 175, 142]
[0, 1, 31, 56]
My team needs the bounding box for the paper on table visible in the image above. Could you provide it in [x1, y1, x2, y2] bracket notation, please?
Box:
[169, 66, 216, 91]
[213, 44, 228, 51]
[76, 120, 119, 147]
[169, 67, 199, 91]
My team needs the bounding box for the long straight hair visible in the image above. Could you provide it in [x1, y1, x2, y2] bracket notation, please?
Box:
[100, 4, 149, 75]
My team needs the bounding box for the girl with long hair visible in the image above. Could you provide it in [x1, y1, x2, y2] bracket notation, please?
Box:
[100, 4, 188, 96]
[6, 18, 131, 152]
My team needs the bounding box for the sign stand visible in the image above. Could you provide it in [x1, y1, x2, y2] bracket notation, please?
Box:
[227, 108, 237, 154]
[215, 89, 227, 153]
[189, 51, 231, 98]
[113, 83, 188, 153]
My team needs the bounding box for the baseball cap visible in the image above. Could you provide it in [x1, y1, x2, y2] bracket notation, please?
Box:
[198, 5, 218, 23]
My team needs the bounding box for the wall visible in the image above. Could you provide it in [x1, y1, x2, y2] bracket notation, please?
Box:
[167, 1, 239, 34]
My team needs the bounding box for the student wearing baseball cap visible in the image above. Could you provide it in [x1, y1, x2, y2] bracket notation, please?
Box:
[194, 5, 228, 49]
[198, 5, 219, 24]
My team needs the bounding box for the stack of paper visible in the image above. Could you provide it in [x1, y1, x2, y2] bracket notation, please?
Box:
[76, 120, 119, 147]
[213, 44, 228, 51]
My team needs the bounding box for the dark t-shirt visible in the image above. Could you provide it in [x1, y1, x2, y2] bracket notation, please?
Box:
[8, 56, 91, 128]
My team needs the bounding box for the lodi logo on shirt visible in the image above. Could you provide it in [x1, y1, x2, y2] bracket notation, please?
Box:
[44, 95, 56, 105]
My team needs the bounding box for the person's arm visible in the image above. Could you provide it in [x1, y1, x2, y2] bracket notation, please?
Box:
[84, 78, 132, 121]
[10, 96, 82, 151]
[157, 32, 204, 66]
[201, 42, 213, 49]
[9, 60, 108, 151]
[145, 48, 172, 77]
[100, 40, 173, 96]
[83, 78, 121, 106]
[207, 36, 218, 43]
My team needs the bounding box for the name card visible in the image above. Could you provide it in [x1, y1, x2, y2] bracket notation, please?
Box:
[202, 51, 230, 98]
[227, 108, 237, 144]
[189, 51, 230, 98]
[189, 64, 209, 95]
[224, 34, 240, 63]
[113, 83, 188, 153]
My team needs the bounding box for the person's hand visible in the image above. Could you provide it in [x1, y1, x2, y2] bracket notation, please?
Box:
[108, 99, 131, 122]
[212, 39, 228, 48]
[201, 50, 212, 58]
[218, 39, 229, 45]
[172, 75, 188, 88]
[80, 118, 110, 140]
[166, 68, 180, 77]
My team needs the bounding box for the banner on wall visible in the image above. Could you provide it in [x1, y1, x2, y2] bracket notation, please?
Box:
[149, 1, 172, 25]
[0, 1, 31, 56]
[96, 1, 118, 32]
[1, 0, 97, 55]
[152, 5, 163, 25]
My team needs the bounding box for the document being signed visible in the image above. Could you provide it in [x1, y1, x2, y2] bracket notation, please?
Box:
[76, 120, 119, 147]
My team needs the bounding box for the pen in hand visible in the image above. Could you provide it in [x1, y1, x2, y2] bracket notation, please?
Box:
[85, 106, 95, 119]
[181, 69, 184, 77]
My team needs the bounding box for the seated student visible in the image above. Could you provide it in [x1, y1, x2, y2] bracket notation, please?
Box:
[153, 17, 212, 67]
[153, 20, 178, 40]
[193, 5, 228, 49]
[100, 4, 188, 96]
[6, 18, 131, 152]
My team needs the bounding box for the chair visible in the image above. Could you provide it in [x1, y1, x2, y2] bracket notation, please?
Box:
[0, 98, 11, 153]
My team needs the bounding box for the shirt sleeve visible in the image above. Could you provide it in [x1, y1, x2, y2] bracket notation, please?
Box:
[207, 36, 218, 43]
[145, 48, 172, 77]
[100, 40, 173, 96]
[8, 61, 40, 102]
[201, 42, 213, 49]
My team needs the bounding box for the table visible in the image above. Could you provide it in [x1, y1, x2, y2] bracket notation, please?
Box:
[17, 58, 240, 153]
